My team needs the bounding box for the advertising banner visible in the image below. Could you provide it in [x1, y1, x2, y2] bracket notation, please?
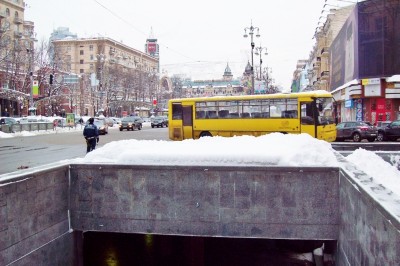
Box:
[147, 43, 156, 53]
[32, 80, 39, 98]
[330, 6, 359, 90]
[66, 113, 75, 127]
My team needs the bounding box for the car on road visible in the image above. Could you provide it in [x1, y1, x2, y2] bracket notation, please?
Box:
[89, 118, 108, 135]
[151, 116, 167, 128]
[119, 116, 143, 131]
[335, 121, 377, 142]
[104, 117, 115, 127]
[376, 120, 400, 141]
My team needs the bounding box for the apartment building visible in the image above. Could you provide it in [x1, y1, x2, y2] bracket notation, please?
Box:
[0, 0, 36, 116]
[52, 37, 159, 75]
[296, 0, 400, 125]
[51, 37, 159, 116]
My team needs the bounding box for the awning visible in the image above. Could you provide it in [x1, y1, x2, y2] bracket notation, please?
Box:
[331, 79, 359, 94]
[386, 75, 400, 82]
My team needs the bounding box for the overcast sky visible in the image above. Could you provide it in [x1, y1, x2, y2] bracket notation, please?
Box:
[24, 0, 354, 89]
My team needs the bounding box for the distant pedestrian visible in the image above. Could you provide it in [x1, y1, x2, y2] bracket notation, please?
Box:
[83, 117, 99, 153]
[78, 117, 84, 124]
[53, 119, 58, 130]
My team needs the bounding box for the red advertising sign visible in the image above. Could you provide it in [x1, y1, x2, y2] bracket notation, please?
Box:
[147, 43, 156, 53]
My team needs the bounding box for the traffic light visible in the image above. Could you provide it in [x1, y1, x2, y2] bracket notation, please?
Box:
[49, 74, 53, 85]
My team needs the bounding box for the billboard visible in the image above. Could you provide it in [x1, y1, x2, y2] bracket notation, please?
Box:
[147, 43, 157, 53]
[358, 0, 400, 78]
[32, 80, 39, 98]
[330, 0, 400, 90]
[330, 6, 359, 90]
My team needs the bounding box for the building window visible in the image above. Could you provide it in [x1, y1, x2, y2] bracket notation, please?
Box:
[80, 50, 84, 55]
[80, 59, 84, 64]
[80, 69, 84, 73]
[15, 11, 18, 18]
[90, 64, 94, 70]
[6, 8, 10, 16]
[90, 54, 94, 60]
[89, 45, 93, 51]
[67, 46, 71, 52]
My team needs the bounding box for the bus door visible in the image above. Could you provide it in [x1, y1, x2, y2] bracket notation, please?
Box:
[182, 105, 193, 139]
[300, 102, 317, 138]
[171, 102, 194, 140]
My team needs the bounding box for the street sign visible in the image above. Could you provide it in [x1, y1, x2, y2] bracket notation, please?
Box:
[64, 75, 79, 84]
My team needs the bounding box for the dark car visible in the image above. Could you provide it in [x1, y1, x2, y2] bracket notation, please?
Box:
[119, 116, 143, 131]
[151, 116, 167, 128]
[335, 121, 377, 142]
[376, 120, 400, 141]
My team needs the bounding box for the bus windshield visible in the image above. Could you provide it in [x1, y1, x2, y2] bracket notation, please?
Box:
[316, 97, 335, 125]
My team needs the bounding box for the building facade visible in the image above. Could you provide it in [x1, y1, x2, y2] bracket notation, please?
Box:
[329, 0, 400, 124]
[295, 0, 400, 125]
[50, 37, 159, 116]
[0, 0, 36, 116]
[183, 63, 244, 97]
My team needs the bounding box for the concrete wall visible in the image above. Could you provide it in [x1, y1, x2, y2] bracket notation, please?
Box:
[1, 162, 400, 265]
[69, 164, 340, 240]
[337, 170, 400, 265]
[0, 166, 76, 266]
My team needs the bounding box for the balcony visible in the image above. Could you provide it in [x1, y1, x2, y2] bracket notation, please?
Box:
[14, 17, 23, 24]
[14, 31, 23, 38]
[321, 71, 330, 81]
[321, 47, 329, 57]
[313, 61, 321, 70]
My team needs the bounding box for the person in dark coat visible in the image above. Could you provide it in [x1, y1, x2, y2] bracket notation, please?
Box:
[83, 117, 99, 153]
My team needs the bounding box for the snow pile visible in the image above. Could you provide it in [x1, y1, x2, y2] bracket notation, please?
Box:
[78, 133, 339, 167]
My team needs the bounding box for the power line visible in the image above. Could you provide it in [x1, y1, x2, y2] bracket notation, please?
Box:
[92, 0, 201, 62]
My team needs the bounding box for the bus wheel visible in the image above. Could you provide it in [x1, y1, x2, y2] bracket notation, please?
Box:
[200, 131, 212, 138]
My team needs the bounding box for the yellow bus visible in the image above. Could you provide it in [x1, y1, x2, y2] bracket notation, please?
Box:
[168, 90, 337, 142]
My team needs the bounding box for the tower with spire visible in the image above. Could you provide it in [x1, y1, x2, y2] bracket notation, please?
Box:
[145, 27, 159, 59]
[223, 63, 233, 81]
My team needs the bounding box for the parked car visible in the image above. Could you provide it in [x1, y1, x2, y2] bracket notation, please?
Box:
[119, 116, 143, 131]
[376, 120, 400, 141]
[88, 118, 108, 135]
[0, 117, 17, 126]
[160, 115, 168, 127]
[151, 116, 167, 128]
[335, 121, 377, 142]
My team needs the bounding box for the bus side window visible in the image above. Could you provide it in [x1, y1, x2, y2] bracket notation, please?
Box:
[261, 112, 270, 118]
[196, 111, 206, 119]
[207, 111, 218, 119]
[241, 112, 250, 118]
[218, 110, 229, 118]
[229, 112, 239, 118]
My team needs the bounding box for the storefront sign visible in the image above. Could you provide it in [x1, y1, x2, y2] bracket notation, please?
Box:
[362, 78, 381, 85]
[365, 84, 381, 97]
[345, 99, 353, 108]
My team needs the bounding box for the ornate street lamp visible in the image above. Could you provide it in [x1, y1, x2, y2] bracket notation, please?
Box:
[96, 54, 106, 115]
[254, 46, 268, 81]
[243, 22, 260, 95]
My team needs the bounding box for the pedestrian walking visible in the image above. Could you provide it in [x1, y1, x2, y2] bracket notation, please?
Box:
[83, 117, 99, 153]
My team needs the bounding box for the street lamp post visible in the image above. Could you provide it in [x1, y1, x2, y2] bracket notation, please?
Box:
[243, 22, 260, 95]
[96, 54, 105, 116]
[254, 46, 268, 80]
